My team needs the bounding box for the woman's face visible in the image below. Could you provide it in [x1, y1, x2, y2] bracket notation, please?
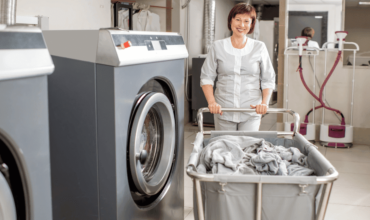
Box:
[231, 13, 252, 37]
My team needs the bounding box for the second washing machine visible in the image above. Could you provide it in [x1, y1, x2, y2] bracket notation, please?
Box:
[44, 29, 187, 220]
[0, 25, 54, 220]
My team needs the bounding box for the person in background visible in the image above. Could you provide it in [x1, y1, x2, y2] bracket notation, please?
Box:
[200, 3, 275, 131]
[301, 27, 320, 49]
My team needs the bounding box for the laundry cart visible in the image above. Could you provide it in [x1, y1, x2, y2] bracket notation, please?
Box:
[186, 108, 338, 220]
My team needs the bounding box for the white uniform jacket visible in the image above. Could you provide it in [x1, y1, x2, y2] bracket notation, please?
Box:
[118, 9, 130, 30]
[132, 10, 161, 32]
[200, 37, 275, 123]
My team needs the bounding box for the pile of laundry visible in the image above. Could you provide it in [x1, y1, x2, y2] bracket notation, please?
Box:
[196, 135, 315, 176]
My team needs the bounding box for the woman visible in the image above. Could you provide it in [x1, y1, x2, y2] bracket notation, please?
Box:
[200, 3, 275, 131]
[301, 27, 320, 49]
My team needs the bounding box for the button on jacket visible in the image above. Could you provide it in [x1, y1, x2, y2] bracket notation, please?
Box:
[200, 37, 275, 123]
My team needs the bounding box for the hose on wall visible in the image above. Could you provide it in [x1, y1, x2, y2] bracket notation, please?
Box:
[298, 51, 345, 125]
[306, 55, 342, 122]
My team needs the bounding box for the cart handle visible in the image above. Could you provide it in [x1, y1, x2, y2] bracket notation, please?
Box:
[197, 107, 300, 136]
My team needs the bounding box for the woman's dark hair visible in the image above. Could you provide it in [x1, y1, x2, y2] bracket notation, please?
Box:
[227, 3, 257, 34]
[301, 27, 314, 40]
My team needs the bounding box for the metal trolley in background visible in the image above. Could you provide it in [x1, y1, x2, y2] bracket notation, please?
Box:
[186, 108, 338, 220]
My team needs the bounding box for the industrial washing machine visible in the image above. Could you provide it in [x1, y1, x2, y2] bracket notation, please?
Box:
[0, 25, 54, 220]
[43, 29, 187, 220]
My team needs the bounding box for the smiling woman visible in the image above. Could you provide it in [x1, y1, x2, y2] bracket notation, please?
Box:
[228, 4, 256, 39]
[200, 3, 276, 131]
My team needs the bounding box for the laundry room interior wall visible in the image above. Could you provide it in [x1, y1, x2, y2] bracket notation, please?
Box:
[15, 0, 234, 124]
[284, 0, 370, 145]
[288, 3, 342, 43]
[182, 0, 234, 70]
[16, 0, 111, 29]
[343, 6, 370, 63]
[284, 51, 370, 145]
[132, 0, 181, 33]
[179, 0, 236, 123]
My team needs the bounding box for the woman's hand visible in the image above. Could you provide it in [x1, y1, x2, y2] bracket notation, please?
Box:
[209, 102, 223, 115]
[250, 103, 268, 115]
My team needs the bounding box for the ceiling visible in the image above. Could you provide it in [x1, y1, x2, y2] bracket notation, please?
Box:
[345, 0, 370, 7]
[234, 0, 279, 5]
[248, 0, 279, 5]
[234, 0, 370, 7]
[289, 0, 342, 4]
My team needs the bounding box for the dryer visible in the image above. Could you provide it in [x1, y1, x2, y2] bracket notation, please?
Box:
[43, 29, 187, 220]
[0, 25, 54, 220]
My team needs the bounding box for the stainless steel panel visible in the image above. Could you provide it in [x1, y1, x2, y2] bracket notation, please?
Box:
[0, 76, 52, 220]
[0, 49, 54, 81]
[0, 26, 54, 81]
[43, 30, 100, 63]
[96, 30, 120, 66]
[48, 57, 99, 220]
[48, 56, 185, 219]
[114, 59, 185, 219]
[43, 30, 188, 67]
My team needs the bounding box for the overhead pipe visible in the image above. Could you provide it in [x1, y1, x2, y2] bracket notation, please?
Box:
[256, 4, 263, 20]
[183, 0, 192, 101]
[203, 0, 216, 54]
[0, 0, 17, 25]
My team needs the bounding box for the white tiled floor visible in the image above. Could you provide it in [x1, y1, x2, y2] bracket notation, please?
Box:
[183, 113, 370, 220]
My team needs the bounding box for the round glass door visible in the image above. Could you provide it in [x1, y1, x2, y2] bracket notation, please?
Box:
[129, 92, 175, 196]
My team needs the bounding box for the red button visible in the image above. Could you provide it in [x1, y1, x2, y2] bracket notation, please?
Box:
[120, 41, 132, 49]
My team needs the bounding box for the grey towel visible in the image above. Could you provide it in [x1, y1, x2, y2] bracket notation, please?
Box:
[288, 164, 315, 176]
[199, 138, 245, 173]
[251, 151, 288, 176]
[197, 135, 315, 176]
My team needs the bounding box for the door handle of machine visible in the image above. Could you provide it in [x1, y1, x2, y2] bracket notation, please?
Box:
[136, 150, 148, 164]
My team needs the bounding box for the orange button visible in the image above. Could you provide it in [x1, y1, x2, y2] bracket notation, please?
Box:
[120, 41, 132, 49]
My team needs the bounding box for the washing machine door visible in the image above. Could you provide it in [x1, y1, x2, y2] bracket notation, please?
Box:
[129, 92, 175, 196]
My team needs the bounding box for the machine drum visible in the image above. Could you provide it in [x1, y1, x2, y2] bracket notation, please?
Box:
[140, 107, 162, 182]
[129, 92, 175, 196]
[0, 173, 16, 220]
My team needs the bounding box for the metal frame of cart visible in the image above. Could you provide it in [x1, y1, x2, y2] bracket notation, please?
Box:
[186, 108, 339, 220]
